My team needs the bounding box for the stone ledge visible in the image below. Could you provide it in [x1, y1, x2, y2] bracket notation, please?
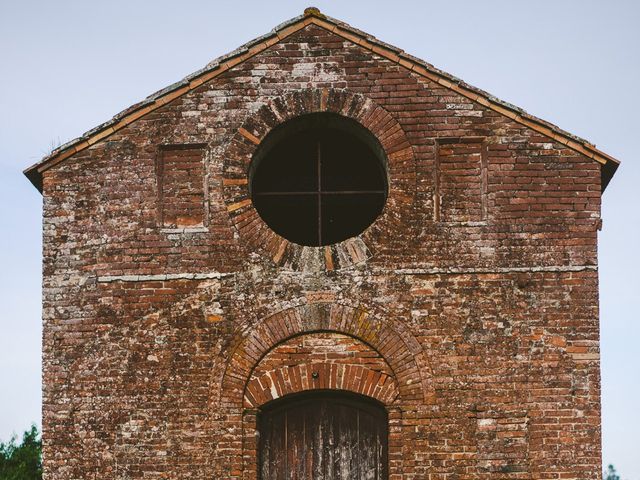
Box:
[97, 271, 233, 283]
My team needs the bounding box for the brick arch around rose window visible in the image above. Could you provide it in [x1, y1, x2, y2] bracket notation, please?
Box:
[216, 301, 432, 479]
[220, 88, 418, 271]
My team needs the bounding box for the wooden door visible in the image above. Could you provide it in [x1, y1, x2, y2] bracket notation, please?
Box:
[258, 391, 388, 480]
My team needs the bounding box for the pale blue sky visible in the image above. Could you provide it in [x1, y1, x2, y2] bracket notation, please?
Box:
[1, 0, 638, 477]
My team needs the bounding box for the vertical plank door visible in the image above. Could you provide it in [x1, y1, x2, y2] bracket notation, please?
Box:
[258, 392, 388, 480]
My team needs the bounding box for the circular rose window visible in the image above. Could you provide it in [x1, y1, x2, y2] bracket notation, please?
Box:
[250, 113, 388, 247]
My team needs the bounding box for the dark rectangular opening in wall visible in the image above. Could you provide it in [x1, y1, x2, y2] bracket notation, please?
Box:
[157, 144, 207, 228]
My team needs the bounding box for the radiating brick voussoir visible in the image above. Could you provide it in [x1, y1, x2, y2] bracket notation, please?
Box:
[220, 302, 429, 407]
[244, 363, 399, 408]
[220, 87, 418, 271]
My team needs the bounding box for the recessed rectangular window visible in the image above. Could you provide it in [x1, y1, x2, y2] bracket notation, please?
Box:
[435, 138, 487, 223]
[157, 144, 206, 228]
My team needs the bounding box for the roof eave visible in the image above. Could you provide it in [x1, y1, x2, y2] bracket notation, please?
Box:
[601, 157, 619, 191]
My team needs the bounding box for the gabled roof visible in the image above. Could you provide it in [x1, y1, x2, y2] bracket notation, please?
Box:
[24, 7, 619, 192]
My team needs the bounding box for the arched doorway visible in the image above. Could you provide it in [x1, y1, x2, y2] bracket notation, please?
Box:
[258, 391, 388, 479]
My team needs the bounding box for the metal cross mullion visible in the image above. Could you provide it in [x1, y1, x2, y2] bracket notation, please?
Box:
[321, 190, 385, 195]
[317, 140, 322, 246]
[253, 191, 320, 196]
[253, 136, 386, 246]
[253, 191, 385, 196]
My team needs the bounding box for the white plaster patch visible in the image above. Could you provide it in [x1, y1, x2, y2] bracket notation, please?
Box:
[477, 418, 497, 429]
[480, 246, 496, 257]
[446, 103, 473, 110]
[411, 309, 430, 319]
[291, 62, 341, 82]
[269, 375, 280, 399]
[454, 110, 483, 117]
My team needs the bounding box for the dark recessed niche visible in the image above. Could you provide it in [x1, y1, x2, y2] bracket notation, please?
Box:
[250, 113, 388, 247]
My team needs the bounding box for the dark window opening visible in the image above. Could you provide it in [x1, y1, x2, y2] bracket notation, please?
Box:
[250, 113, 388, 247]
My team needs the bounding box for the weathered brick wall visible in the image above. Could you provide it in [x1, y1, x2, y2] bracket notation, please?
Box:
[40, 23, 602, 479]
[157, 144, 207, 228]
[245, 332, 398, 407]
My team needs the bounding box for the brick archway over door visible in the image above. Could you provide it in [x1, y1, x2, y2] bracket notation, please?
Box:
[215, 302, 427, 479]
[243, 332, 400, 408]
[218, 302, 431, 407]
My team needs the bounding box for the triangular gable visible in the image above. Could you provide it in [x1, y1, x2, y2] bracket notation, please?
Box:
[24, 7, 619, 192]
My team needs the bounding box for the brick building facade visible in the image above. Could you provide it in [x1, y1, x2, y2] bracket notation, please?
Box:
[25, 8, 619, 479]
